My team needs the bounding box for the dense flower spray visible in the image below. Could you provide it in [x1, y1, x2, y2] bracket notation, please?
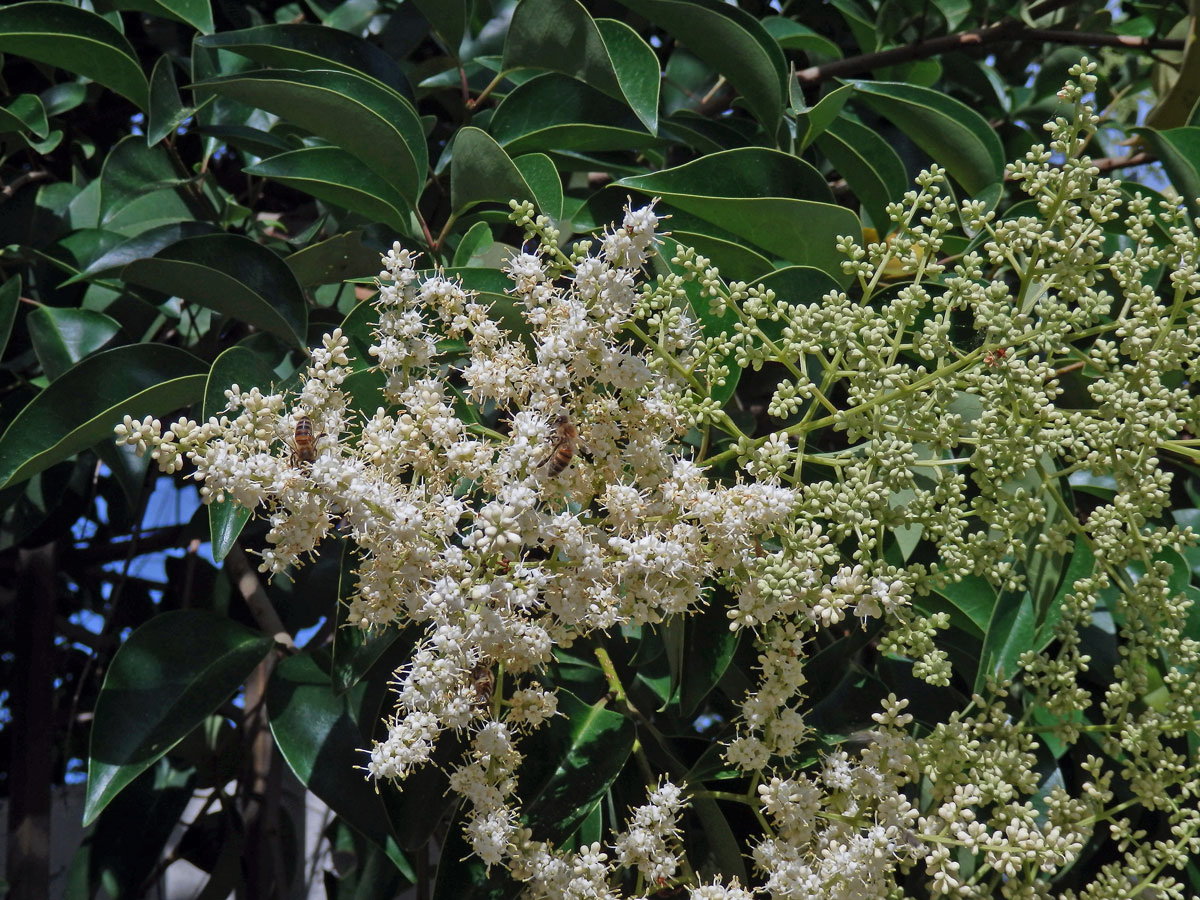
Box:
[118, 61, 1200, 899]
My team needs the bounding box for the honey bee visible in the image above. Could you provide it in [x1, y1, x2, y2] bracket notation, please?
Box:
[291, 415, 319, 466]
[537, 414, 587, 477]
[469, 658, 495, 709]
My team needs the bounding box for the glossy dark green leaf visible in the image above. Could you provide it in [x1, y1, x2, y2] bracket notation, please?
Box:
[267, 652, 414, 878]
[816, 113, 908, 231]
[191, 69, 427, 207]
[1034, 535, 1094, 651]
[452, 221, 495, 268]
[0, 276, 21, 359]
[246, 147, 412, 231]
[513, 153, 563, 219]
[489, 73, 656, 154]
[619, 149, 858, 282]
[195, 24, 410, 97]
[411, 0, 467, 50]
[0, 344, 207, 490]
[975, 590, 1036, 695]
[147, 54, 192, 147]
[108, 0, 214, 33]
[795, 83, 852, 150]
[121, 234, 308, 348]
[84, 610, 273, 825]
[520, 690, 635, 839]
[618, 0, 784, 135]
[503, 0, 623, 100]
[97, 136, 192, 227]
[0, 3, 149, 110]
[1131, 126, 1200, 222]
[597, 18, 660, 134]
[26, 307, 122, 382]
[73, 221, 218, 282]
[762, 16, 842, 58]
[286, 231, 382, 288]
[203, 346, 279, 561]
[0, 93, 49, 138]
[671, 230, 773, 283]
[851, 80, 1005, 195]
[70, 759, 197, 899]
[927, 573, 993, 638]
[679, 591, 740, 717]
[451, 127, 537, 215]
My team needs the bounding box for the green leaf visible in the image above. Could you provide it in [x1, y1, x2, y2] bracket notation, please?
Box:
[924, 574, 992, 638]
[286, 231, 382, 288]
[191, 68, 427, 208]
[1035, 535, 1094, 651]
[98, 136, 192, 227]
[411, 0, 467, 49]
[245, 147, 412, 231]
[452, 221, 495, 268]
[851, 80, 1005, 194]
[975, 590, 1036, 695]
[0, 93, 49, 138]
[147, 54, 192, 147]
[1130, 126, 1200, 223]
[203, 346, 279, 561]
[762, 16, 843, 58]
[106, 0, 214, 34]
[679, 590, 740, 717]
[795, 83, 853, 150]
[597, 18, 660, 134]
[450, 127, 537, 215]
[267, 652, 414, 879]
[0, 3, 149, 110]
[815, 113, 908, 231]
[84, 610, 273, 825]
[502, 0, 624, 101]
[195, 24, 410, 97]
[513, 153, 563, 219]
[0, 344, 207, 490]
[617, 0, 785, 135]
[519, 690, 635, 840]
[26, 307, 122, 382]
[120, 234, 309, 348]
[619, 149, 858, 282]
[489, 73, 657, 154]
[74, 221, 219, 282]
[0, 276, 22, 359]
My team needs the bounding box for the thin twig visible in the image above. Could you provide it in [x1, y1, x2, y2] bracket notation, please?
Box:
[796, 21, 1184, 85]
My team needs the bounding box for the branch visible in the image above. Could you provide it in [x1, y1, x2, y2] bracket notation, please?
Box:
[225, 543, 296, 650]
[796, 20, 1184, 85]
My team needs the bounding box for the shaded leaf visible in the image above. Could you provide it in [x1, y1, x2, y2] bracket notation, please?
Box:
[192, 68, 427, 207]
[195, 24, 410, 97]
[147, 54, 192, 147]
[267, 652, 415, 878]
[0, 3, 149, 110]
[451, 127, 537, 215]
[26, 307, 123, 381]
[0, 344, 207, 489]
[851, 80, 1005, 194]
[618, 0, 785, 134]
[503, 0, 623, 101]
[1130, 126, 1200, 223]
[975, 590, 1036, 695]
[815, 113, 908, 231]
[121, 233, 308, 347]
[84, 610, 272, 825]
[246, 147, 412, 232]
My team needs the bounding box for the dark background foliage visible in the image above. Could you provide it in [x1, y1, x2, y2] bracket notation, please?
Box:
[1, 0, 1199, 898]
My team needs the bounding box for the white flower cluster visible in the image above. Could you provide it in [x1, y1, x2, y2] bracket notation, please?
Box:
[115, 59, 1200, 900]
